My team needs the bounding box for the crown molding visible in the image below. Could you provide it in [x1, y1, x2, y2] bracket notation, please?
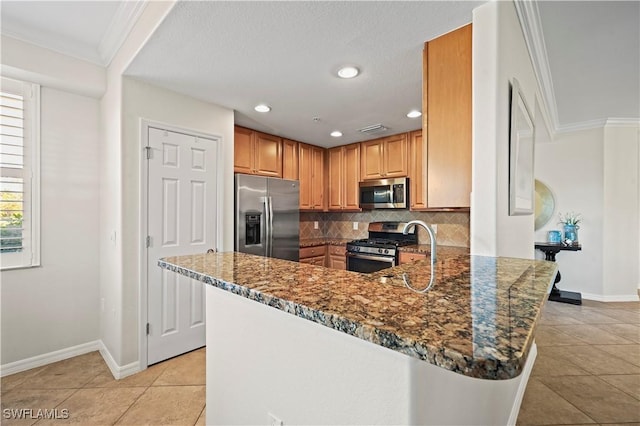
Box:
[605, 118, 640, 128]
[1, 23, 103, 66]
[555, 118, 607, 135]
[514, 0, 560, 135]
[98, 1, 148, 67]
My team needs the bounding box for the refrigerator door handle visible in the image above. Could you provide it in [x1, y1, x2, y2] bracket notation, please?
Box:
[262, 196, 270, 257]
[268, 196, 274, 257]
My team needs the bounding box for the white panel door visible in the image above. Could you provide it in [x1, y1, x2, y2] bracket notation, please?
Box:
[147, 126, 217, 365]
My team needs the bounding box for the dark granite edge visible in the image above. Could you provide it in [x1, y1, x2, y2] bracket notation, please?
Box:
[157, 258, 547, 380]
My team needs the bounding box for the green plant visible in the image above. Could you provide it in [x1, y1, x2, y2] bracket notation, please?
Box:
[558, 212, 582, 228]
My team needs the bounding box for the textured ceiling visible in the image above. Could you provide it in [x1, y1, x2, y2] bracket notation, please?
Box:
[2, 1, 638, 143]
[124, 1, 482, 147]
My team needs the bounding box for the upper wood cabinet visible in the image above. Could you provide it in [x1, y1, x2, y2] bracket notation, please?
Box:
[282, 139, 299, 180]
[408, 129, 427, 210]
[420, 24, 472, 209]
[233, 126, 282, 177]
[328, 143, 360, 211]
[360, 133, 408, 180]
[299, 143, 325, 211]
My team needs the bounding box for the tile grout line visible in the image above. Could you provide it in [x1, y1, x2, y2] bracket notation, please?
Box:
[194, 405, 206, 425]
[110, 382, 154, 426]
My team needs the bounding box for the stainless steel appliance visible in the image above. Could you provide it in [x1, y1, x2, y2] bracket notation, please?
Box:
[346, 222, 417, 273]
[359, 177, 408, 209]
[235, 174, 299, 261]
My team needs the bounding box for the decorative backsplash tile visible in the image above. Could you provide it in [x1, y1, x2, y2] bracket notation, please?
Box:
[300, 211, 470, 247]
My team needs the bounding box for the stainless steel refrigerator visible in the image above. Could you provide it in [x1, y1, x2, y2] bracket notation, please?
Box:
[235, 174, 300, 261]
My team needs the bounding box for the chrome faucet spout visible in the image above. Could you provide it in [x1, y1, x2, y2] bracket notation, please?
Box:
[402, 220, 437, 261]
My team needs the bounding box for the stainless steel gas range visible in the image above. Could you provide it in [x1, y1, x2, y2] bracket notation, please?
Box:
[346, 222, 417, 273]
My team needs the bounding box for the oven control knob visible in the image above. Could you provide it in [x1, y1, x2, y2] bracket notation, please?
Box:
[353, 246, 360, 252]
[384, 249, 389, 254]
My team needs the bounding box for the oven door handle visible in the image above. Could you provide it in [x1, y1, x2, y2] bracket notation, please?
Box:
[346, 252, 396, 265]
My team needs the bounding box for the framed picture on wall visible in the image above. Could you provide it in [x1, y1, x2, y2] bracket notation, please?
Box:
[509, 78, 535, 216]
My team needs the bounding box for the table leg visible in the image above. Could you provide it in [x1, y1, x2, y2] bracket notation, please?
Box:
[541, 249, 582, 305]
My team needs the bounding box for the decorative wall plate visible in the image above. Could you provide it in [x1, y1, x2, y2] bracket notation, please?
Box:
[534, 179, 555, 230]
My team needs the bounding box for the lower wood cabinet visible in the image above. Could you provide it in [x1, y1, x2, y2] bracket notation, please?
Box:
[327, 244, 346, 270]
[299, 245, 327, 266]
[299, 244, 346, 269]
[398, 251, 427, 265]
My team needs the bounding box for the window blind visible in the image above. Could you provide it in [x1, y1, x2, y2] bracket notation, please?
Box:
[0, 76, 39, 269]
[0, 89, 25, 254]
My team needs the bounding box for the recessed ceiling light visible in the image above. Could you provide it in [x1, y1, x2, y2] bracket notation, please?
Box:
[337, 66, 359, 79]
[330, 131, 343, 137]
[254, 104, 271, 113]
[407, 110, 422, 118]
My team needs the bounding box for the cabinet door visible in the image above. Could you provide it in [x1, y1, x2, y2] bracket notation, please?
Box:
[426, 24, 472, 208]
[298, 143, 312, 209]
[234, 126, 254, 174]
[282, 139, 299, 180]
[327, 147, 343, 210]
[311, 146, 325, 210]
[383, 133, 408, 177]
[343, 143, 361, 210]
[409, 130, 427, 210]
[328, 254, 346, 270]
[360, 139, 384, 180]
[254, 132, 282, 177]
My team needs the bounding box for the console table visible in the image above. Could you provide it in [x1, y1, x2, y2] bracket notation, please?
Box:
[534, 242, 582, 305]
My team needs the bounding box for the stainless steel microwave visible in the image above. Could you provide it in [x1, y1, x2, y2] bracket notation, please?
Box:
[359, 177, 408, 209]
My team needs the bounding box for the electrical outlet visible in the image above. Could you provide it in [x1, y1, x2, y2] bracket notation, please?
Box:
[353, 221, 358, 230]
[313, 221, 319, 230]
[268, 413, 283, 426]
[431, 224, 438, 234]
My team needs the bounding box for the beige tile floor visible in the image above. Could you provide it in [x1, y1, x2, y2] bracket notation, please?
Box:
[518, 298, 640, 426]
[1, 299, 638, 425]
[1, 348, 206, 425]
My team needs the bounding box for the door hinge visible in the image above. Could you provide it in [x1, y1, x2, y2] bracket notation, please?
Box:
[146, 323, 150, 335]
[146, 236, 152, 248]
[144, 146, 153, 160]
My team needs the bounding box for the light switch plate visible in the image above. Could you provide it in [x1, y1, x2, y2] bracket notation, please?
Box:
[353, 221, 358, 230]
[314, 221, 319, 230]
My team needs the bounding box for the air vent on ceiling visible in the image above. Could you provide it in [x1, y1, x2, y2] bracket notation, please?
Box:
[357, 124, 389, 135]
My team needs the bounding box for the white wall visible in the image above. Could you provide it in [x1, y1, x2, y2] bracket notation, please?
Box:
[471, 1, 545, 259]
[1, 87, 101, 364]
[98, 1, 176, 369]
[602, 124, 639, 299]
[534, 128, 605, 297]
[534, 124, 639, 301]
[119, 77, 234, 365]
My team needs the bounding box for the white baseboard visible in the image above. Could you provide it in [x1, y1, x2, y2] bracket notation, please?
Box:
[582, 292, 640, 302]
[508, 342, 538, 426]
[98, 341, 140, 380]
[0, 340, 142, 380]
[0, 340, 102, 377]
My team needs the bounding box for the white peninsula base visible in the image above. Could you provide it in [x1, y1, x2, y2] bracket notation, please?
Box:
[206, 285, 537, 425]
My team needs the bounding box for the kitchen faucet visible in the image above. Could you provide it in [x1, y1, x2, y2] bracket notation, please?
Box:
[401, 220, 437, 293]
[402, 220, 436, 261]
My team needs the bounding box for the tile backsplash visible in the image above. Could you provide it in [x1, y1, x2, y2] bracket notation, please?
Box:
[300, 210, 470, 247]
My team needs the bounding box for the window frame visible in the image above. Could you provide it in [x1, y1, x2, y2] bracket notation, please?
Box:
[1, 77, 40, 270]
